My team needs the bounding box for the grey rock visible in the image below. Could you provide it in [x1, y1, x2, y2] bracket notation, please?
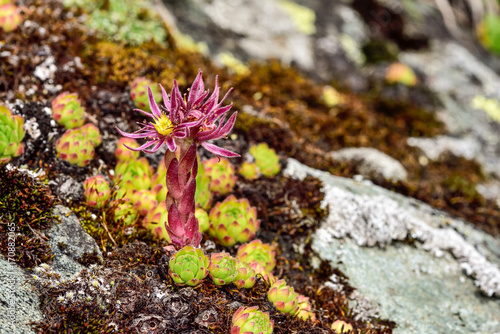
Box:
[0, 257, 41, 334]
[51, 174, 84, 203]
[407, 135, 481, 161]
[285, 158, 500, 333]
[401, 41, 500, 178]
[47, 205, 102, 278]
[330, 147, 408, 182]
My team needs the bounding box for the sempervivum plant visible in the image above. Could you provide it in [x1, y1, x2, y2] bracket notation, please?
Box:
[51, 92, 86, 129]
[113, 201, 138, 226]
[233, 261, 256, 289]
[267, 279, 299, 314]
[195, 208, 209, 233]
[131, 189, 158, 216]
[203, 157, 237, 195]
[239, 161, 259, 181]
[331, 320, 353, 334]
[143, 201, 170, 242]
[208, 195, 260, 247]
[291, 294, 316, 322]
[208, 252, 238, 285]
[385, 62, 417, 87]
[115, 137, 140, 161]
[231, 306, 274, 334]
[114, 157, 152, 191]
[0, 105, 25, 165]
[83, 175, 111, 209]
[55, 124, 101, 167]
[130, 77, 161, 111]
[248, 262, 276, 285]
[248, 143, 280, 177]
[195, 157, 213, 210]
[0, 2, 22, 33]
[168, 246, 210, 286]
[237, 239, 276, 273]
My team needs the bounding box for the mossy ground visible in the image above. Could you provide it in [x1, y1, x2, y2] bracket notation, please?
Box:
[1, 0, 499, 333]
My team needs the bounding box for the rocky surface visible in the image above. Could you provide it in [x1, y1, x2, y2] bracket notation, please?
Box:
[284, 158, 500, 333]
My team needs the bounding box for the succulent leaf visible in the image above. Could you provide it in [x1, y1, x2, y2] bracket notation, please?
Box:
[248, 143, 280, 177]
[233, 261, 256, 289]
[51, 92, 86, 129]
[267, 279, 299, 314]
[114, 157, 152, 190]
[239, 161, 259, 180]
[115, 137, 140, 161]
[208, 252, 238, 285]
[130, 77, 162, 111]
[237, 239, 276, 273]
[55, 124, 101, 167]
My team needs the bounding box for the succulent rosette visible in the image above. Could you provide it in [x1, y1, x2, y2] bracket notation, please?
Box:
[291, 294, 316, 322]
[248, 143, 280, 177]
[51, 92, 86, 129]
[143, 202, 170, 242]
[267, 279, 299, 314]
[0, 3, 22, 33]
[208, 195, 260, 247]
[385, 62, 418, 87]
[208, 252, 238, 285]
[0, 105, 25, 165]
[195, 158, 213, 209]
[237, 239, 276, 273]
[55, 124, 101, 167]
[203, 157, 237, 195]
[331, 320, 353, 334]
[231, 306, 274, 334]
[115, 137, 140, 161]
[248, 262, 276, 285]
[239, 161, 259, 181]
[195, 208, 209, 233]
[131, 189, 158, 216]
[130, 77, 162, 111]
[233, 261, 256, 289]
[168, 246, 210, 286]
[114, 157, 152, 191]
[83, 175, 111, 208]
[113, 201, 139, 226]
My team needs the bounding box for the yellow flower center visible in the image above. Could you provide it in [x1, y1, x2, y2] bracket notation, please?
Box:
[153, 115, 174, 136]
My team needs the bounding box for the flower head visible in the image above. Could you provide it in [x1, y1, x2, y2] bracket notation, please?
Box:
[116, 71, 238, 157]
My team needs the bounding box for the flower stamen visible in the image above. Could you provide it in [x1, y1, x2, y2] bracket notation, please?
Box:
[153, 115, 174, 136]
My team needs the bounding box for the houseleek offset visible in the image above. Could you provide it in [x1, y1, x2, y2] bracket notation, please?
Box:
[116, 70, 238, 248]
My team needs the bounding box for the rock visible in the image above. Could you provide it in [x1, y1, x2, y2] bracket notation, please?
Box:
[284, 158, 500, 333]
[0, 257, 42, 334]
[47, 205, 102, 278]
[330, 147, 408, 182]
[401, 41, 500, 178]
[50, 174, 84, 203]
[407, 135, 481, 161]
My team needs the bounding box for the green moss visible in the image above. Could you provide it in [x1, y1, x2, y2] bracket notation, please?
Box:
[0, 167, 56, 268]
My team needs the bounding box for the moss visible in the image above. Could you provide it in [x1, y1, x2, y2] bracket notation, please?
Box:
[0, 167, 56, 268]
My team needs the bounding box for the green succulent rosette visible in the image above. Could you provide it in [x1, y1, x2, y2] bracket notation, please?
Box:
[233, 260, 256, 289]
[115, 137, 140, 161]
[203, 157, 237, 195]
[195, 207, 209, 233]
[168, 246, 210, 286]
[208, 195, 260, 247]
[267, 279, 299, 314]
[114, 157, 152, 191]
[0, 105, 25, 165]
[55, 124, 101, 167]
[236, 239, 276, 273]
[131, 189, 157, 216]
[291, 294, 316, 322]
[208, 252, 238, 285]
[142, 201, 170, 242]
[83, 175, 111, 208]
[239, 161, 259, 180]
[231, 306, 274, 334]
[130, 77, 162, 111]
[195, 158, 213, 209]
[51, 92, 86, 129]
[113, 201, 138, 226]
[0, 3, 22, 33]
[248, 143, 280, 177]
[331, 320, 353, 334]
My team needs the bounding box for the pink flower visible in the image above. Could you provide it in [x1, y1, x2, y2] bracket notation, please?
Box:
[116, 71, 239, 157]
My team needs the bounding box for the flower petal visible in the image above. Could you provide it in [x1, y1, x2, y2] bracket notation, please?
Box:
[201, 142, 240, 158]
